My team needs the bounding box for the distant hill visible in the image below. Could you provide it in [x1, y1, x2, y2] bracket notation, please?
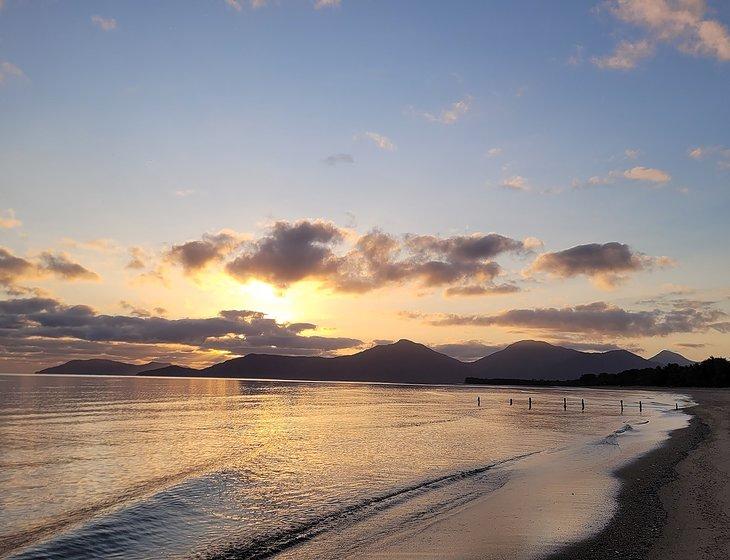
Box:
[145, 365, 200, 377]
[468, 340, 656, 381]
[143, 339, 470, 385]
[649, 350, 695, 367]
[37, 359, 170, 376]
[41, 340, 693, 384]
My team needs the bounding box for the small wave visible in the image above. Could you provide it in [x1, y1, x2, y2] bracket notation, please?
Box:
[204, 451, 541, 560]
[592, 421, 645, 446]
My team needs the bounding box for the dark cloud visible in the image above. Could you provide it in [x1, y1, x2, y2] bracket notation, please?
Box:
[323, 153, 355, 166]
[677, 342, 707, 349]
[333, 230, 528, 294]
[0, 296, 363, 371]
[1, 247, 99, 291]
[529, 242, 672, 288]
[420, 301, 727, 338]
[445, 283, 520, 297]
[431, 340, 502, 361]
[0, 247, 36, 288]
[226, 221, 344, 287]
[38, 252, 99, 280]
[168, 231, 243, 273]
[166, 222, 532, 296]
[405, 233, 524, 261]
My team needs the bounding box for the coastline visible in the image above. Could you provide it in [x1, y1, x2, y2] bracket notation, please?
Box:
[549, 388, 730, 560]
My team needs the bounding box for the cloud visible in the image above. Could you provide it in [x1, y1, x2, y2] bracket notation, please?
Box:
[431, 340, 502, 361]
[486, 147, 503, 158]
[625, 148, 641, 159]
[360, 131, 396, 151]
[596, 0, 730, 69]
[0, 209, 21, 229]
[126, 246, 147, 270]
[174, 189, 197, 197]
[0, 248, 36, 290]
[38, 252, 99, 281]
[0, 296, 363, 370]
[167, 221, 533, 296]
[574, 166, 671, 188]
[314, 0, 341, 8]
[323, 153, 354, 166]
[61, 238, 117, 253]
[91, 15, 117, 31]
[224, 0, 243, 11]
[623, 166, 671, 183]
[445, 283, 520, 297]
[412, 96, 473, 125]
[225, 0, 340, 10]
[592, 39, 654, 69]
[226, 221, 344, 287]
[1, 247, 99, 291]
[687, 144, 730, 168]
[333, 231, 530, 294]
[168, 231, 244, 274]
[529, 242, 672, 289]
[0, 61, 25, 85]
[421, 300, 727, 338]
[501, 175, 529, 191]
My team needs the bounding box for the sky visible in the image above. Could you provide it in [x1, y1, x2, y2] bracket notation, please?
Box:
[1, 0, 729, 372]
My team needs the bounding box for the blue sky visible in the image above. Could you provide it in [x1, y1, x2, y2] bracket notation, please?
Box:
[1, 0, 729, 370]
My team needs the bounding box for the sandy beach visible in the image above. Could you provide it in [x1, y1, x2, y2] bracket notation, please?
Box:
[347, 389, 729, 560]
[551, 389, 730, 560]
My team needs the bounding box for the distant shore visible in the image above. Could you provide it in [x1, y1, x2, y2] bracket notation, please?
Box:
[549, 388, 730, 560]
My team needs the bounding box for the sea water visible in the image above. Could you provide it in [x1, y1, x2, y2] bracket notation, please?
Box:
[0, 374, 691, 559]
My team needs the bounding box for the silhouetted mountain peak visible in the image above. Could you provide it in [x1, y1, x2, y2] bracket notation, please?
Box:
[38, 359, 171, 375]
[505, 340, 558, 350]
[650, 350, 695, 366]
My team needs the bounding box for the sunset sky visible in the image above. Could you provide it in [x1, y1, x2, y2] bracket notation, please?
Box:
[1, 0, 729, 372]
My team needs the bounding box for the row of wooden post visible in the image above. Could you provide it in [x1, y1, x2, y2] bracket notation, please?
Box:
[501, 397, 649, 412]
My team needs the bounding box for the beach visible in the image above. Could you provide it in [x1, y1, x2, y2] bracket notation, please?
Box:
[551, 388, 730, 560]
[340, 388, 729, 560]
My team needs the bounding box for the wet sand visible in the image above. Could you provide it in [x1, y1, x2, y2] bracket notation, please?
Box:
[551, 389, 730, 560]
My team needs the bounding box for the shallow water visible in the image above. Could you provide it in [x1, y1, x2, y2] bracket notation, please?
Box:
[0, 374, 691, 559]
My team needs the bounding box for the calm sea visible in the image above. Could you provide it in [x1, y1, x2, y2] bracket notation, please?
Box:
[0, 374, 690, 559]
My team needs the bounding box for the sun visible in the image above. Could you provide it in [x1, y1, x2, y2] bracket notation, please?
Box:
[239, 280, 296, 323]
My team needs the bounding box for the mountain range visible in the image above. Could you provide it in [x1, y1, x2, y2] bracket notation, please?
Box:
[37, 359, 171, 376]
[37, 340, 696, 384]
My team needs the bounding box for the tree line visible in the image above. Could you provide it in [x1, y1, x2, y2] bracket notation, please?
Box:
[465, 357, 730, 388]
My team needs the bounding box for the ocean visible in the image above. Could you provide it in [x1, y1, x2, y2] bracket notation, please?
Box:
[0, 374, 691, 559]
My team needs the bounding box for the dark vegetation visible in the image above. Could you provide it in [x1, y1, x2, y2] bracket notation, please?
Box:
[466, 357, 730, 388]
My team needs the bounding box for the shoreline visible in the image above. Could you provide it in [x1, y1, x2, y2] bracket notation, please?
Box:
[549, 389, 730, 560]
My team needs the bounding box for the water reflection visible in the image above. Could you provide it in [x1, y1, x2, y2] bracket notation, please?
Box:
[0, 374, 687, 559]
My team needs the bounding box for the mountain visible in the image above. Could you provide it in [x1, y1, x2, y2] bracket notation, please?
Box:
[144, 339, 469, 385]
[649, 350, 695, 367]
[37, 359, 170, 376]
[41, 339, 670, 384]
[468, 340, 657, 381]
[144, 365, 200, 377]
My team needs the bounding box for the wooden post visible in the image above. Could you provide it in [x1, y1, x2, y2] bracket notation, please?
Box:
[563, 397, 567, 410]
[581, 398, 585, 411]
[509, 398, 513, 406]
[620, 399, 623, 413]
[639, 400, 642, 412]
[528, 397, 532, 410]
[675, 403, 678, 411]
